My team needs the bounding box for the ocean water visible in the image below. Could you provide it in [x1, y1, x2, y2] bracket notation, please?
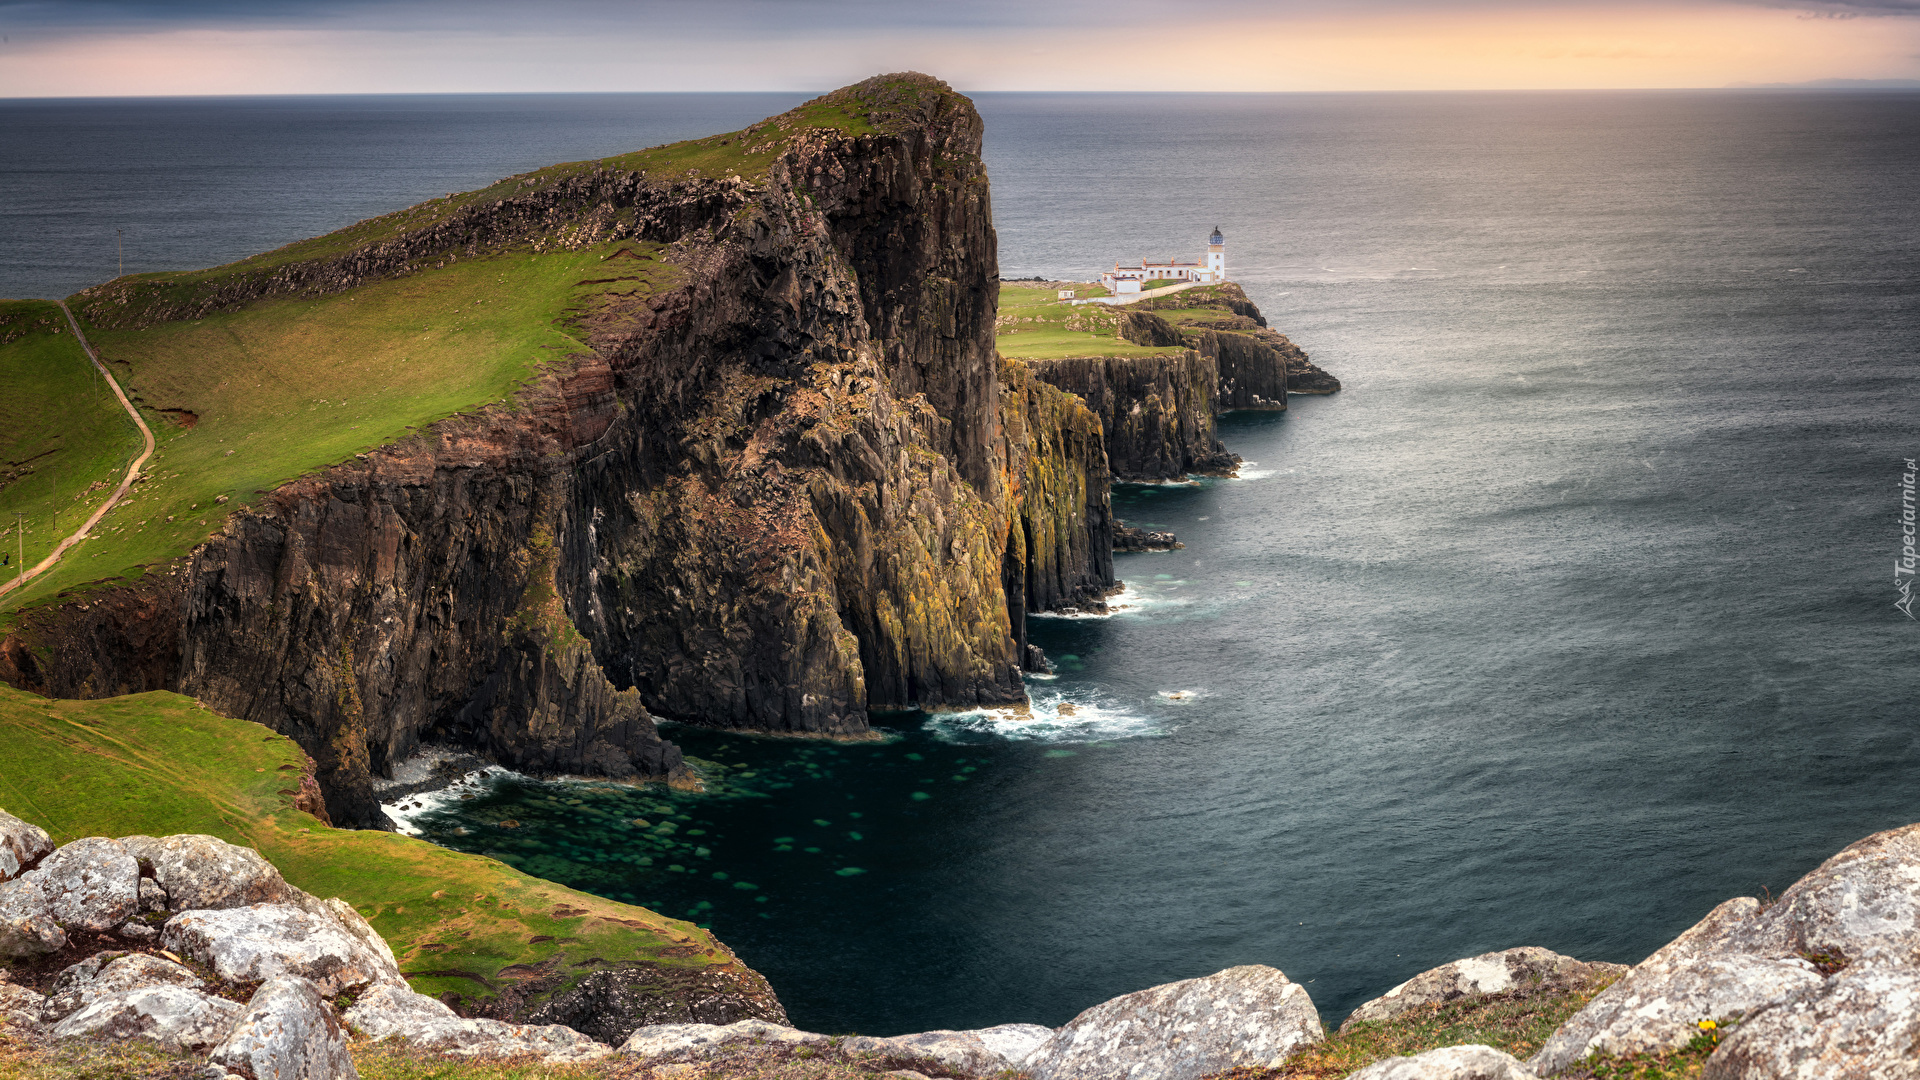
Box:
[6, 90, 1919, 1035]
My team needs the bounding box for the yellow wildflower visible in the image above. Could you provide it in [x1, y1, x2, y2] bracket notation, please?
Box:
[1699, 1020, 1718, 1031]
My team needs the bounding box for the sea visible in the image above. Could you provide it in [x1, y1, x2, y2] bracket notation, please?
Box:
[3, 89, 1916, 1035]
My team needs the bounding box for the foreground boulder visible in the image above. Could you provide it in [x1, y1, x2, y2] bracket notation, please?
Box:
[346, 982, 612, 1064]
[620, 1018, 829, 1059]
[119, 834, 297, 912]
[0, 810, 53, 881]
[21, 836, 138, 931]
[1342, 947, 1625, 1031]
[50, 985, 246, 1052]
[0, 877, 65, 958]
[44, 951, 205, 1021]
[1533, 823, 1920, 1074]
[0, 982, 47, 1028]
[1348, 1044, 1536, 1080]
[1701, 958, 1920, 1079]
[208, 975, 357, 1080]
[1023, 965, 1322, 1080]
[161, 902, 402, 995]
[843, 1026, 1048, 1074]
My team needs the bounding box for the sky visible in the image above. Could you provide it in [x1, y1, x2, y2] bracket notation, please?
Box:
[1, 0, 1919, 96]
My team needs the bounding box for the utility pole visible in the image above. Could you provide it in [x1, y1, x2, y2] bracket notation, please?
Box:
[118, 229, 124, 279]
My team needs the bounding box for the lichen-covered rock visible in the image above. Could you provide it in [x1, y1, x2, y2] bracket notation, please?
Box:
[161, 902, 403, 995]
[515, 963, 792, 1045]
[1023, 965, 1323, 1080]
[843, 1029, 1014, 1074]
[619, 1018, 828, 1059]
[49, 985, 245, 1052]
[43, 951, 205, 1022]
[118, 834, 296, 911]
[21, 837, 138, 930]
[0, 809, 53, 881]
[344, 983, 612, 1064]
[208, 975, 358, 1080]
[1342, 947, 1625, 1031]
[0, 982, 47, 1029]
[1347, 1044, 1537, 1080]
[1702, 959, 1920, 1079]
[971, 1023, 1054, 1066]
[0, 876, 65, 957]
[1732, 821, 1920, 964]
[1026, 352, 1237, 482]
[1530, 899, 1822, 1073]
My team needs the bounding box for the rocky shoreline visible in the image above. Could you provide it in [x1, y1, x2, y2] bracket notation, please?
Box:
[10, 802, 1920, 1079]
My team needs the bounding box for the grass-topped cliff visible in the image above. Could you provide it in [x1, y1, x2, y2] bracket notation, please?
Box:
[0, 682, 781, 1027]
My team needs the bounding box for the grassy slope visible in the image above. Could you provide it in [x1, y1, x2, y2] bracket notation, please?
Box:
[0, 683, 739, 1007]
[0, 243, 676, 622]
[0, 77, 939, 624]
[993, 286, 1188, 361]
[0, 302, 145, 593]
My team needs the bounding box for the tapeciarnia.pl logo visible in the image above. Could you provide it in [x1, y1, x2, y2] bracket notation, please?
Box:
[1899, 458, 1917, 619]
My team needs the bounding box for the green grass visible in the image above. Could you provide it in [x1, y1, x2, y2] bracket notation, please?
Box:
[0, 301, 146, 594]
[0, 683, 745, 1011]
[0, 242, 675, 621]
[993, 286, 1190, 361]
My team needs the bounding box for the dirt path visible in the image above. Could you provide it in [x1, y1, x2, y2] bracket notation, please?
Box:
[0, 302, 156, 601]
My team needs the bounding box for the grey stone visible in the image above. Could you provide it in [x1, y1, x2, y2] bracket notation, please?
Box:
[208, 975, 357, 1080]
[0, 983, 47, 1030]
[49, 985, 246, 1052]
[344, 983, 611, 1064]
[853, 1030, 1013, 1073]
[1023, 965, 1323, 1080]
[162, 902, 403, 996]
[1342, 947, 1625, 1031]
[0, 809, 54, 881]
[0, 876, 66, 957]
[619, 1018, 828, 1059]
[1702, 959, 1920, 1079]
[120, 921, 158, 941]
[45, 951, 205, 1023]
[138, 877, 168, 913]
[972, 1022, 1054, 1066]
[1347, 1044, 1537, 1080]
[1536, 823, 1920, 1074]
[20, 837, 138, 931]
[120, 834, 296, 912]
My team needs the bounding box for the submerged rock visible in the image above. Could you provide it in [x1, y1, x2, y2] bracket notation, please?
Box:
[1024, 965, 1322, 1080]
[161, 902, 403, 995]
[1347, 1044, 1536, 1080]
[0, 810, 53, 881]
[1113, 524, 1183, 552]
[1341, 946, 1624, 1031]
[21, 836, 138, 931]
[208, 975, 358, 1080]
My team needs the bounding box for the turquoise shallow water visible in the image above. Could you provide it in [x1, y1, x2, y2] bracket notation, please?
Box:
[6, 89, 1917, 1035]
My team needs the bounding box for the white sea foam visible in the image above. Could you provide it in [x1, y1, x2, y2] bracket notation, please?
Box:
[1157, 688, 1208, 703]
[1030, 582, 1150, 619]
[926, 691, 1165, 743]
[380, 765, 519, 836]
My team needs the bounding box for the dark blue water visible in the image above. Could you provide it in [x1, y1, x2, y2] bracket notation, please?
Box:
[5, 90, 1917, 1036]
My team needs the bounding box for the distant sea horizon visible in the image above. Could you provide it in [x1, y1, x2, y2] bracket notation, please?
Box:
[2, 89, 1916, 1035]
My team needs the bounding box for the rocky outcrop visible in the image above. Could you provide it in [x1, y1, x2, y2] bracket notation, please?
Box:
[162, 902, 403, 995]
[347, 982, 614, 1063]
[1533, 821, 1920, 1075]
[208, 975, 359, 1080]
[1113, 524, 1182, 552]
[0, 810, 52, 881]
[50, 984, 247, 1052]
[1023, 964, 1322, 1080]
[1347, 1044, 1536, 1080]
[1341, 946, 1625, 1031]
[0, 877, 65, 958]
[1, 73, 1120, 828]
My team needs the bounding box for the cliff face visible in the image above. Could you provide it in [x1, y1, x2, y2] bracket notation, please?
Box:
[1025, 352, 1238, 482]
[1, 74, 1121, 827]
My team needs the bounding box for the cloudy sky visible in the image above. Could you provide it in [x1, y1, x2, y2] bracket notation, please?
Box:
[2, 0, 1918, 96]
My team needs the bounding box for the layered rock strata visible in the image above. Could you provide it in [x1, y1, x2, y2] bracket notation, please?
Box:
[0, 74, 1116, 827]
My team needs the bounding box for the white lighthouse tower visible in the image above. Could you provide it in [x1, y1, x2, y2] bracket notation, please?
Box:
[1205, 227, 1226, 282]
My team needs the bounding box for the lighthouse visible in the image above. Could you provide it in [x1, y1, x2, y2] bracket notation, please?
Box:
[1205, 227, 1226, 282]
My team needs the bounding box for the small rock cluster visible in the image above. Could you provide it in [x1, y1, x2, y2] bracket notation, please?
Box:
[10, 807, 1920, 1080]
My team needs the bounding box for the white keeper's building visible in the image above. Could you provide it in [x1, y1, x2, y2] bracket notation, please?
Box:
[1099, 228, 1227, 295]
